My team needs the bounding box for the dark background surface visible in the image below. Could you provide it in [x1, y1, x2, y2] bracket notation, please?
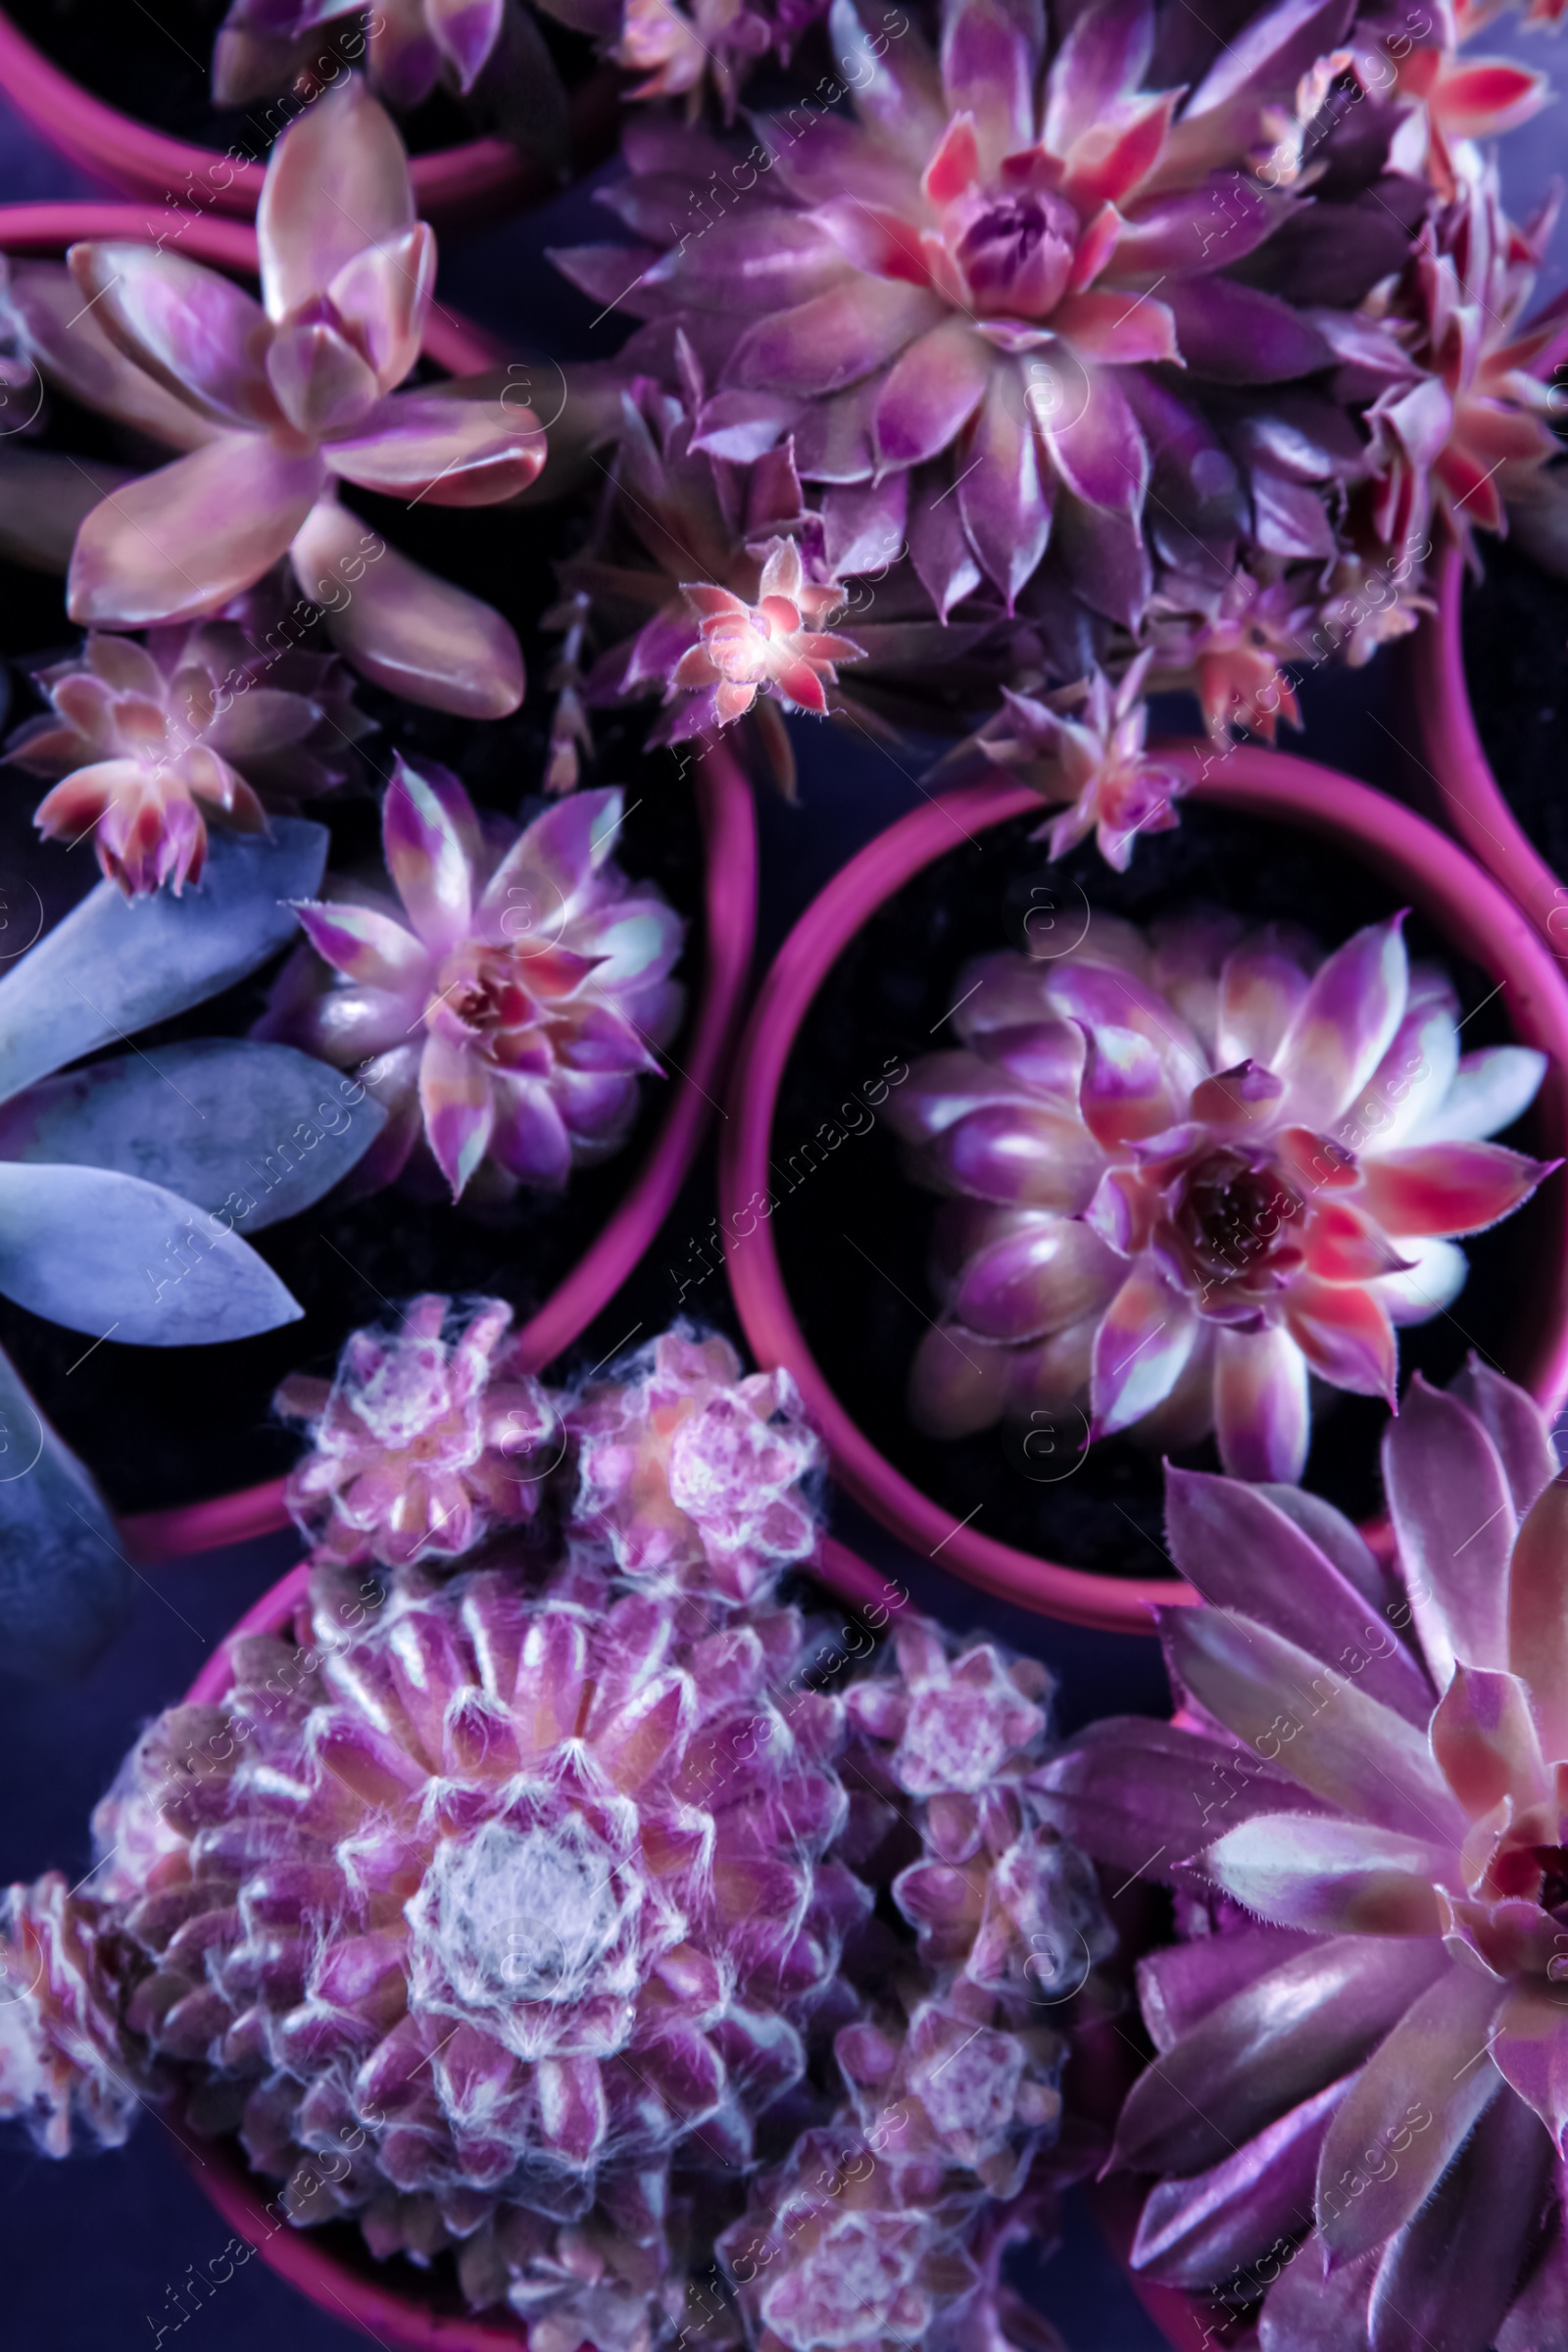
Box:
[0, 33, 1564, 2345]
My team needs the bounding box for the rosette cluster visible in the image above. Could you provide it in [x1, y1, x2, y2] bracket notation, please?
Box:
[889, 906, 1552, 1480]
[275, 1294, 564, 1568]
[546, 0, 1568, 840]
[0, 1314, 1103, 2352]
[1038, 1360, 1568, 2351]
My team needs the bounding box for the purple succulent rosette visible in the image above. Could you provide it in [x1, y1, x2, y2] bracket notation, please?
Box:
[275, 1294, 564, 1569]
[2, 618, 369, 897]
[1036, 1359, 1568, 2351]
[0, 1309, 1108, 2352]
[543, 0, 1568, 834]
[558, 0, 1413, 631]
[568, 1325, 824, 1603]
[887, 906, 1552, 1480]
[260, 756, 685, 1200]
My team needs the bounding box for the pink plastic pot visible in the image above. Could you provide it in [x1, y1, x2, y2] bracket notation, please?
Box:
[0, 6, 620, 231]
[719, 743, 1568, 1635]
[1403, 531, 1568, 959]
[173, 1530, 895, 2348]
[0, 202, 759, 1565]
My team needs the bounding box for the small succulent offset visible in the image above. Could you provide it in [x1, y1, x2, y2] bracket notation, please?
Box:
[34, 79, 538, 721]
[0, 1313, 1106, 2352]
[965, 652, 1185, 870]
[0, 821, 391, 1677]
[3, 619, 368, 897]
[888, 906, 1552, 1481]
[275, 1294, 563, 1569]
[1037, 1362, 1568, 2352]
[262, 757, 685, 1200]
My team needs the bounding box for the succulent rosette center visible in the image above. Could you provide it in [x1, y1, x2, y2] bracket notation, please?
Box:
[1166, 1145, 1303, 1289]
[940, 175, 1081, 320]
[408, 1809, 651, 2062]
[890, 908, 1553, 1480]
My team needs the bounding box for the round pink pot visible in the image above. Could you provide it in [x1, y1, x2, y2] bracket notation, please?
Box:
[0, 202, 759, 1566]
[0, 7, 620, 231]
[719, 742, 1568, 1635]
[174, 1530, 893, 2348]
[1403, 531, 1568, 959]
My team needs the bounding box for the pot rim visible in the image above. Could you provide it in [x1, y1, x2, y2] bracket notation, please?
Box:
[174, 1531, 892, 2350]
[0, 5, 620, 229]
[1405, 531, 1568, 963]
[0, 198, 760, 1567]
[717, 741, 1568, 1635]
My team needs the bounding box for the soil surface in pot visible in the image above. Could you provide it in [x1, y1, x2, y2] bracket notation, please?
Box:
[0, 388, 707, 1514]
[5, 0, 594, 161]
[769, 801, 1541, 1582]
[1460, 534, 1568, 879]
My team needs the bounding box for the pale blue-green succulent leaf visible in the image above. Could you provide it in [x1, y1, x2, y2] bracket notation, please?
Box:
[0, 1340, 129, 1681]
[0, 1038, 386, 1231]
[0, 818, 328, 1105]
[0, 1161, 304, 1343]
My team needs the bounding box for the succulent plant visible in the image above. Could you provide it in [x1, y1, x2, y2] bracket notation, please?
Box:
[602, 0, 833, 110]
[275, 1293, 563, 1568]
[25, 79, 538, 721]
[1036, 1358, 1568, 2352]
[212, 0, 574, 172]
[262, 756, 685, 1200]
[548, 336, 999, 791]
[558, 0, 1431, 636]
[568, 1326, 822, 1603]
[887, 906, 1552, 1480]
[1354, 154, 1567, 570]
[962, 651, 1185, 868]
[3, 619, 368, 897]
[0, 818, 394, 1675]
[0, 1314, 1105, 2352]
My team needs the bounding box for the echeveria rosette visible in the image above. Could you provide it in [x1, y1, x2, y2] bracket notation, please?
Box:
[1034, 1362, 1568, 2352]
[268, 756, 685, 1200]
[559, 0, 1417, 632]
[569, 1325, 823, 1605]
[968, 651, 1186, 869]
[275, 1295, 563, 1569]
[3, 624, 368, 897]
[676, 537, 864, 730]
[5, 1315, 1102, 2348]
[59, 78, 539, 720]
[888, 908, 1553, 1480]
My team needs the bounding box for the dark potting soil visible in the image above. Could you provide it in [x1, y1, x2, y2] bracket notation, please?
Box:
[5, 0, 586, 159]
[1460, 535, 1568, 881]
[770, 802, 1544, 1584]
[0, 405, 710, 1513]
